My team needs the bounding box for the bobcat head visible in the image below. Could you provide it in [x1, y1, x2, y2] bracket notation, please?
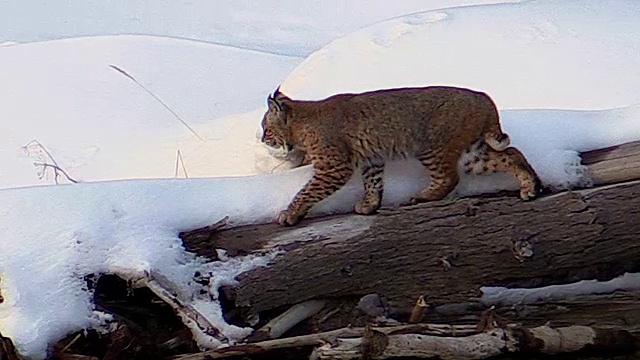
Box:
[261, 87, 293, 153]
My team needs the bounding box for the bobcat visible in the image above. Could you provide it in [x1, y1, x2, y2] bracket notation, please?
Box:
[261, 86, 541, 226]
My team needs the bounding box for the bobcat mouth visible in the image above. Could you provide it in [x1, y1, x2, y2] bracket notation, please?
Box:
[264, 139, 292, 152]
[263, 137, 294, 158]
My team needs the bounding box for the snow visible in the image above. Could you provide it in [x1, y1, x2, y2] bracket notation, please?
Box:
[0, 177, 286, 358]
[282, 0, 640, 110]
[1, 1, 640, 359]
[481, 273, 640, 306]
[0, 0, 520, 57]
[0, 35, 299, 189]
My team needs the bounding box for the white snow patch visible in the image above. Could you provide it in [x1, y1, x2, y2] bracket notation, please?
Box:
[0, 178, 287, 358]
[482, 273, 640, 306]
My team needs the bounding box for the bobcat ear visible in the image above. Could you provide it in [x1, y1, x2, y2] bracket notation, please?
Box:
[267, 86, 290, 124]
[268, 95, 283, 113]
[272, 85, 290, 101]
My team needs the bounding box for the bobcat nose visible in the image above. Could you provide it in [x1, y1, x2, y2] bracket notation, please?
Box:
[260, 128, 270, 143]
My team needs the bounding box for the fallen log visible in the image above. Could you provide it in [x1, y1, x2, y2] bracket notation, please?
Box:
[176, 140, 640, 358]
[186, 179, 640, 317]
[173, 320, 639, 360]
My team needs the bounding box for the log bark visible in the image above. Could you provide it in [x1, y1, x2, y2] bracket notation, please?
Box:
[191, 180, 640, 315]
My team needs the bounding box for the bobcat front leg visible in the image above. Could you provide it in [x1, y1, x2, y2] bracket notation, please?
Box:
[278, 162, 353, 226]
[354, 158, 385, 215]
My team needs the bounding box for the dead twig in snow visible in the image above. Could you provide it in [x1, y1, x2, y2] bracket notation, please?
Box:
[174, 149, 189, 178]
[22, 139, 78, 184]
[108, 64, 203, 141]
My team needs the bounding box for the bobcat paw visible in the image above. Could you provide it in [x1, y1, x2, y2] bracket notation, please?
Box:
[520, 188, 536, 201]
[277, 209, 304, 226]
[354, 200, 380, 215]
[520, 177, 543, 201]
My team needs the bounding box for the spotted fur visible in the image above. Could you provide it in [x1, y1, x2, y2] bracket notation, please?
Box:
[261, 86, 541, 226]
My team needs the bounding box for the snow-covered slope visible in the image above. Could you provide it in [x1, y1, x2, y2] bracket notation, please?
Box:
[282, 0, 640, 110]
[0, 35, 299, 189]
[0, 0, 520, 56]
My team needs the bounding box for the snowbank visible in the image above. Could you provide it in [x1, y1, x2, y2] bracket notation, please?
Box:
[0, 0, 520, 56]
[281, 0, 640, 110]
[0, 35, 299, 189]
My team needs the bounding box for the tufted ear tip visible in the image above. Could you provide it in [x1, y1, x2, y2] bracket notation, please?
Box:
[267, 85, 291, 113]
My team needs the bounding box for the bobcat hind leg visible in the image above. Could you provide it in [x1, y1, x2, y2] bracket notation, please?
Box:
[482, 116, 511, 151]
[462, 142, 541, 200]
[410, 151, 460, 204]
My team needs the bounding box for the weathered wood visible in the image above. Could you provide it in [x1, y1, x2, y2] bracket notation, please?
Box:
[199, 180, 639, 316]
[173, 321, 639, 360]
[249, 299, 327, 342]
[172, 323, 479, 360]
[582, 140, 640, 185]
[311, 324, 638, 360]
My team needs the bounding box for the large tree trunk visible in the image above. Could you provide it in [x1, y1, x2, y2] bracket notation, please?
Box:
[185, 180, 640, 316]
